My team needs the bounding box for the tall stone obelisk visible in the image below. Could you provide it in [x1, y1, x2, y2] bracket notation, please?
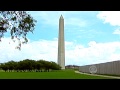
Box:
[58, 15, 65, 69]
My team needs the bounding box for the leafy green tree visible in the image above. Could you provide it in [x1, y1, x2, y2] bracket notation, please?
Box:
[13, 61, 19, 72]
[35, 61, 42, 72]
[50, 61, 61, 70]
[18, 60, 26, 72]
[44, 61, 52, 72]
[29, 60, 36, 71]
[37, 60, 48, 72]
[0, 11, 37, 50]
[0, 63, 9, 72]
[6, 60, 15, 72]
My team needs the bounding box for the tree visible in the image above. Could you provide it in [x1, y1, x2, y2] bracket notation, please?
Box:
[0, 11, 37, 50]
[0, 59, 61, 72]
[0, 63, 9, 72]
[44, 61, 52, 72]
[50, 61, 61, 70]
[35, 61, 43, 72]
[5, 60, 16, 72]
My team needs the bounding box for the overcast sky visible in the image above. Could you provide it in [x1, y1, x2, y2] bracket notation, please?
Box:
[1, 11, 120, 66]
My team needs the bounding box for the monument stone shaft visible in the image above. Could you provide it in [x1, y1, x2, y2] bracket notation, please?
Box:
[58, 15, 65, 69]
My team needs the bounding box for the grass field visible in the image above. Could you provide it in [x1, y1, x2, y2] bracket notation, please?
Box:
[0, 69, 114, 79]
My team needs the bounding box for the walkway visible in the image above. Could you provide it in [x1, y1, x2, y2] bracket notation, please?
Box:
[75, 71, 120, 79]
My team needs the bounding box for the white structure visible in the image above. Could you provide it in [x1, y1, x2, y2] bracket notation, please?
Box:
[79, 60, 120, 75]
[58, 15, 65, 69]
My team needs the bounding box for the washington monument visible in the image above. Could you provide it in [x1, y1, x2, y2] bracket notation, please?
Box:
[58, 15, 65, 69]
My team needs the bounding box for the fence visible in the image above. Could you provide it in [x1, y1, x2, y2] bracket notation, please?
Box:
[79, 60, 120, 75]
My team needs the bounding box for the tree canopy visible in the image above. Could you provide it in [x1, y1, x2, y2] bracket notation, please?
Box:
[0, 59, 61, 72]
[0, 11, 37, 50]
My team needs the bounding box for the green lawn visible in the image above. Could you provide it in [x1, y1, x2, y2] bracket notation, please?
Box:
[0, 69, 114, 79]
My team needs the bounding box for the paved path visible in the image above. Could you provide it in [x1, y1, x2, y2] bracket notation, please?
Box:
[75, 71, 120, 79]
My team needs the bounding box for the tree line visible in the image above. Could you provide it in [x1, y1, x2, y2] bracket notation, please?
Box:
[0, 59, 61, 72]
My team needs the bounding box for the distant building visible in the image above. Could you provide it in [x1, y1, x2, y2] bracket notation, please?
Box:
[65, 65, 80, 69]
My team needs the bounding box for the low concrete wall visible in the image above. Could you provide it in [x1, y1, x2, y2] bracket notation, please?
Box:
[79, 60, 120, 75]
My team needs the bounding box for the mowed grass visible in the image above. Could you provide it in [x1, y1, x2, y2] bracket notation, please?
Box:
[0, 69, 113, 79]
